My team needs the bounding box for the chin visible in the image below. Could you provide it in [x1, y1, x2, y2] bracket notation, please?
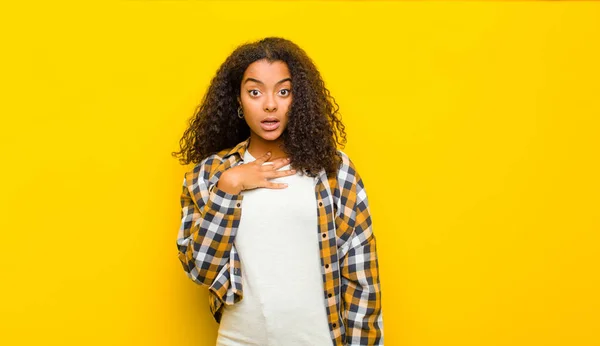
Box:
[252, 126, 286, 142]
[260, 132, 283, 141]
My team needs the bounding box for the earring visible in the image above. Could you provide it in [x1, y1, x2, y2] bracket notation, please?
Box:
[237, 106, 244, 119]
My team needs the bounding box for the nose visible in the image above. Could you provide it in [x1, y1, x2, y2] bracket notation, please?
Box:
[264, 94, 277, 112]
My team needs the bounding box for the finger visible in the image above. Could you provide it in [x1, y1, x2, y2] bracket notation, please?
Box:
[264, 181, 288, 189]
[254, 151, 272, 165]
[273, 168, 296, 177]
[270, 157, 292, 170]
[259, 157, 289, 171]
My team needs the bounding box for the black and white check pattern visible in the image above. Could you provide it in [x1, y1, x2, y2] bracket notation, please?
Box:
[177, 137, 384, 345]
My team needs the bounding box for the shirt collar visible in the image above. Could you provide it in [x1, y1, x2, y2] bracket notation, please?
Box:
[222, 136, 251, 161]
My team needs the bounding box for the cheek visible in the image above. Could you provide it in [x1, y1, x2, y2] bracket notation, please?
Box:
[240, 97, 256, 111]
[283, 99, 293, 117]
[239, 93, 250, 105]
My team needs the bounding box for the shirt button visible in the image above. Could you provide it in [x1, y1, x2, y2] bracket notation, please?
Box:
[325, 264, 329, 269]
[236, 203, 241, 207]
[328, 293, 332, 298]
[332, 323, 337, 328]
[322, 233, 326, 238]
[318, 201, 323, 207]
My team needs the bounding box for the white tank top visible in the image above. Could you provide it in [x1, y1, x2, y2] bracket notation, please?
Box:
[216, 149, 332, 346]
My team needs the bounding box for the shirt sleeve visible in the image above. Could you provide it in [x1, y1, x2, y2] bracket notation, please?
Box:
[339, 158, 384, 345]
[176, 156, 244, 304]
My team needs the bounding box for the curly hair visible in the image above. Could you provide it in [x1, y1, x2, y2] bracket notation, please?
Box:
[171, 36, 347, 178]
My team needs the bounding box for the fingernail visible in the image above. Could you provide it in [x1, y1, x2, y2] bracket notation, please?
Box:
[267, 152, 271, 155]
[291, 170, 296, 173]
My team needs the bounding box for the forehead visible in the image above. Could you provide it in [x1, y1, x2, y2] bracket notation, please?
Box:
[242, 59, 291, 81]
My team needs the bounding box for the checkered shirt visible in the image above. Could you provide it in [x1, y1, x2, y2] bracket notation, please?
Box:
[176, 137, 384, 345]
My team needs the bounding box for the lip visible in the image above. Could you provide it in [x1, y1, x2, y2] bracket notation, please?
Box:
[260, 116, 280, 131]
[260, 120, 280, 131]
[261, 116, 279, 123]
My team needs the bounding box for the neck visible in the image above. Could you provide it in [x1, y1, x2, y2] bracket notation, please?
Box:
[247, 134, 287, 161]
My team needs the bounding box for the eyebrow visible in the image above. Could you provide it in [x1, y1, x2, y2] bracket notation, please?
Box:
[243, 77, 292, 86]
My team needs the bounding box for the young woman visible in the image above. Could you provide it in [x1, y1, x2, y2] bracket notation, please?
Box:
[172, 37, 384, 346]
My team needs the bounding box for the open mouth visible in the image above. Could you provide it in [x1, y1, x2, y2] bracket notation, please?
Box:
[260, 119, 280, 131]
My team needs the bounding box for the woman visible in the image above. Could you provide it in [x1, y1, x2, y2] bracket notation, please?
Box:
[172, 37, 384, 346]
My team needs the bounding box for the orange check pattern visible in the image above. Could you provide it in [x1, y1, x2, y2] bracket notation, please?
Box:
[176, 137, 384, 345]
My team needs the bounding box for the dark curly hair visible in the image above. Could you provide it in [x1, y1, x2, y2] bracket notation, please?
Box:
[171, 36, 347, 178]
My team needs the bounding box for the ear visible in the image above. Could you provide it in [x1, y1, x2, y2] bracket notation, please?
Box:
[237, 96, 241, 105]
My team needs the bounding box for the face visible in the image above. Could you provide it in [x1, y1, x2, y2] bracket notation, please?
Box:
[237, 59, 292, 143]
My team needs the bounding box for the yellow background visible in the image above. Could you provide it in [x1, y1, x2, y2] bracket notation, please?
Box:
[1, 1, 599, 345]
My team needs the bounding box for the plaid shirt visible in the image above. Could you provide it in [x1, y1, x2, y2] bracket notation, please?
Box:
[176, 137, 384, 345]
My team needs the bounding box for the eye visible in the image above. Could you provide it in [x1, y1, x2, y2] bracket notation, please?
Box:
[279, 89, 291, 96]
[248, 89, 261, 97]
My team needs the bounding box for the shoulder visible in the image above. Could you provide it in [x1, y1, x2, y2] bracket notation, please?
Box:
[335, 149, 361, 184]
[184, 149, 231, 188]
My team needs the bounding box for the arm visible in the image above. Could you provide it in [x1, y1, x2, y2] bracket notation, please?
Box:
[176, 156, 244, 303]
[340, 159, 384, 345]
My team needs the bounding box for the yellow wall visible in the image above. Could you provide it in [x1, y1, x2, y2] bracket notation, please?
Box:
[1, 1, 599, 345]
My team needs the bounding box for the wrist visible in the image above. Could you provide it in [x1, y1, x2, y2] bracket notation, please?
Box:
[217, 172, 242, 195]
